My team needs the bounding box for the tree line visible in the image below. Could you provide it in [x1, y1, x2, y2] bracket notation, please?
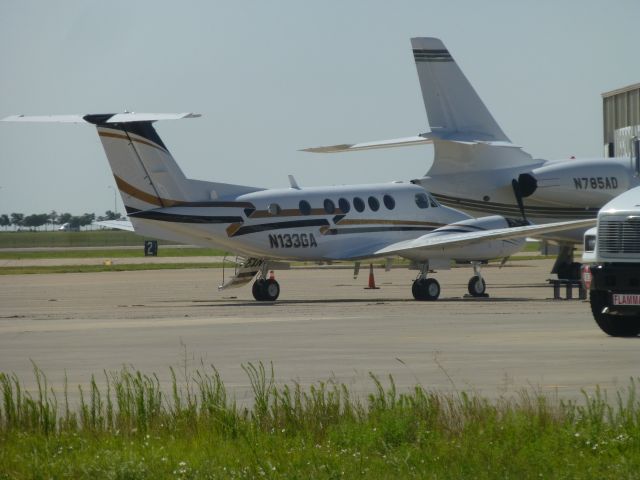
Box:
[0, 210, 123, 231]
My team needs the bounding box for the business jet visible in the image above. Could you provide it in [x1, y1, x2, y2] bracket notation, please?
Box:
[3, 113, 593, 301]
[304, 37, 640, 278]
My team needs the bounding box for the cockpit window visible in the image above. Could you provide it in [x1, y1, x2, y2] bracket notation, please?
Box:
[428, 194, 439, 208]
[415, 193, 429, 209]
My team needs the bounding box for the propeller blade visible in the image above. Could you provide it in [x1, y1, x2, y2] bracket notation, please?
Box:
[511, 179, 528, 223]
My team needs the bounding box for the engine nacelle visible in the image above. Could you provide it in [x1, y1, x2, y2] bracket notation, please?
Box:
[425, 215, 526, 261]
[526, 159, 631, 207]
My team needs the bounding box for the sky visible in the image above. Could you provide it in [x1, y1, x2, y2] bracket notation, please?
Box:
[1, 0, 638, 216]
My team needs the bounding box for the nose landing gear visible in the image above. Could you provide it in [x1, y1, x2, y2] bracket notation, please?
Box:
[467, 262, 488, 297]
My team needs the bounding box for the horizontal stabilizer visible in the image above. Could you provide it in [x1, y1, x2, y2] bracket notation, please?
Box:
[2, 113, 200, 124]
[93, 219, 135, 232]
[302, 134, 433, 153]
[376, 218, 596, 257]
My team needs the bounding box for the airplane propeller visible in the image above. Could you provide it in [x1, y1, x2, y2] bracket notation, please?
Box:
[511, 173, 537, 224]
[511, 179, 528, 223]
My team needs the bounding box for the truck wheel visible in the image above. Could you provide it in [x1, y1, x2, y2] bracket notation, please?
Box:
[590, 291, 640, 337]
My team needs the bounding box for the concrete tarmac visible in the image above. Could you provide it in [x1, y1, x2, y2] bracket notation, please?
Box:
[1, 259, 639, 404]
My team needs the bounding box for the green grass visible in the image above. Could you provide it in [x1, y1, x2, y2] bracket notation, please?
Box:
[1, 364, 640, 478]
[0, 257, 551, 276]
[0, 230, 177, 248]
[0, 263, 228, 275]
[0, 247, 227, 260]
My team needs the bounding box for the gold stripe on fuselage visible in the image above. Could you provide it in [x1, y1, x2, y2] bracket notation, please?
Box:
[99, 130, 167, 153]
[226, 223, 243, 237]
[248, 208, 338, 219]
[335, 218, 443, 227]
[114, 175, 187, 208]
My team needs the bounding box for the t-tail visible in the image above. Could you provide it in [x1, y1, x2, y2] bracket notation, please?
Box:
[411, 37, 508, 144]
[3, 112, 262, 215]
[303, 37, 535, 175]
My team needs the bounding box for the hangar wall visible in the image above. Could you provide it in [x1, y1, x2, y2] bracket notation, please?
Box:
[603, 83, 640, 158]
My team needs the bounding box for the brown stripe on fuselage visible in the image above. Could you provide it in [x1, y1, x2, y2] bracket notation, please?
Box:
[226, 223, 243, 237]
[99, 130, 168, 153]
[335, 218, 444, 227]
[114, 175, 187, 207]
[248, 208, 342, 219]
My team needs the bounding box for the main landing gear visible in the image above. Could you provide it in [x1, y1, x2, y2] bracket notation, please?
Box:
[412, 262, 440, 301]
[252, 266, 280, 301]
[411, 261, 489, 301]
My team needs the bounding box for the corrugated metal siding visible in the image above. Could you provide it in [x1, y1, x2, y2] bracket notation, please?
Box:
[603, 84, 640, 155]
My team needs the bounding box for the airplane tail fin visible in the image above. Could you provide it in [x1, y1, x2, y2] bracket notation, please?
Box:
[3, 113, 261, 213]
[303, 38, 534, 175]
[411, 37, 509, 143]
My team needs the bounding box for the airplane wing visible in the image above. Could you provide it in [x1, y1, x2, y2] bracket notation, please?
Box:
[94, 219, 135, 232]
[324, 239, 400, 261]
[301, 134, 434, 153]
[375, 218, 596, 257]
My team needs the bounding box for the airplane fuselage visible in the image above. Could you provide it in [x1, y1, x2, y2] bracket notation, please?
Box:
[416, 157, 639, 243]
[127, 181, 524, 262]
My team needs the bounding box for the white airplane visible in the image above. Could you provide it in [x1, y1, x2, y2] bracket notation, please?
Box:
[304, 37, 640, 278]
[3, 113, 593, 301]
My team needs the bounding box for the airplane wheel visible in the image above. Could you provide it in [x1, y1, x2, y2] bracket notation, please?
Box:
[412, 278, 440, 301]
[468, 276, 486, 297]
[252, 279, 266, 301]
[412, 279, 426, 300]
[263, 279, 280, 301]
[424, 278, 440, 301]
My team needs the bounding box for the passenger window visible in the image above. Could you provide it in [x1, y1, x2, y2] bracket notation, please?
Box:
[383, 194, 395, 210]
[353, 197, 365, 212]
[415, 193, 429, 209]
[299, 200, 311, 215]
[323, 199, 335, 214]
[338, 198, 350, 213]
[368, 196, 380, 211]
[267, 203, 281, 215]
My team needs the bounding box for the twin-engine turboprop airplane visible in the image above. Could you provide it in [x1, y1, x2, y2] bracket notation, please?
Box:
[3, 113, 594, 301]
[304, 37, 640, 277]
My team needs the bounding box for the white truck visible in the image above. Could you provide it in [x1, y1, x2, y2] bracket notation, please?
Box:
[582, 185, 640, 336]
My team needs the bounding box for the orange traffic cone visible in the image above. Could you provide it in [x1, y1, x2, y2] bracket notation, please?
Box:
[364, 263, 379, 289]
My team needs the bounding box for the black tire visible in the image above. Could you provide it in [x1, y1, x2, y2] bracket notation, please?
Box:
[412, 279, 441, 301]
[423, 278, 440, 301]
[412, 279, 426, 301]
[263, 279, 280, 301]
[252, 279, 266, 301]
[467, 276, 486, 297]
[590, 291, 640, 337]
